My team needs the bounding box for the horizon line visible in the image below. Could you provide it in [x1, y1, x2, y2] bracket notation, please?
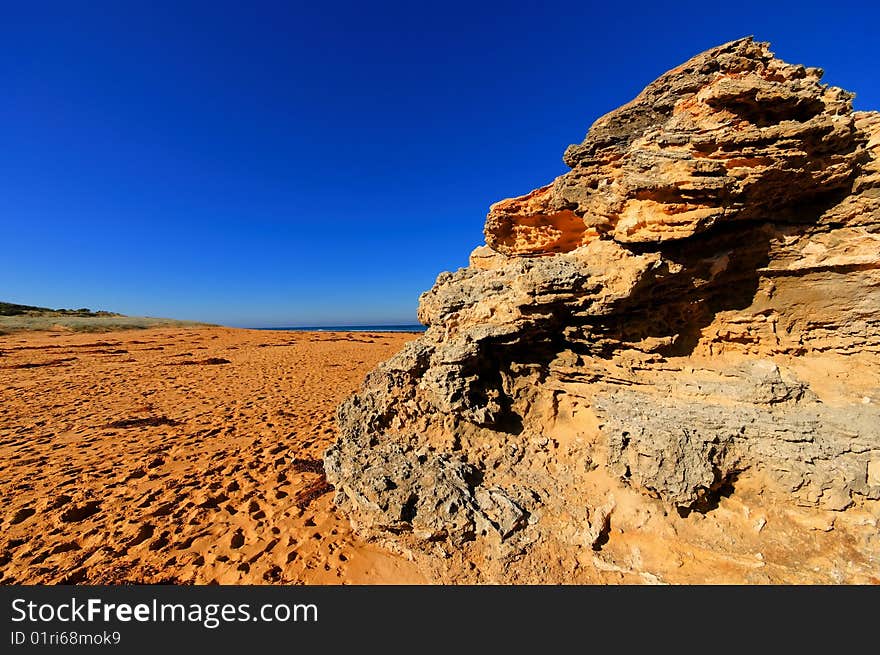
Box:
[246, 322, 426, 331]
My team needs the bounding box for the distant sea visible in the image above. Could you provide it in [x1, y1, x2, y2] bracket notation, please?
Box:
[254, 324, 426, 333]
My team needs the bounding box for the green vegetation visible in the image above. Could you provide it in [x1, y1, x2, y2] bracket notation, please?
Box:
[0, 301, 122, 317]
[0, 300, 214, 335]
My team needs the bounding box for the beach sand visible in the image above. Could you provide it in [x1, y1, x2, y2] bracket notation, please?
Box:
[0, 327, 425, 584]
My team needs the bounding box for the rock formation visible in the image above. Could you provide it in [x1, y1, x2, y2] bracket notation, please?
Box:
[324, 38, 880, 583]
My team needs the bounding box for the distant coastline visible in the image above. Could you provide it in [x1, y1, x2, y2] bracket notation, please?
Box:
[254, 324, 426, 333]
[0, 300, 213, 335]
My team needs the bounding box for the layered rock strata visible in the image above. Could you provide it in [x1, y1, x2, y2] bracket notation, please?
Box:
[324, 38, 880, 583]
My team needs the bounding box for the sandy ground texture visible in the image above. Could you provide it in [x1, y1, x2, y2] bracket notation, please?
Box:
[0, 327, 426, 584]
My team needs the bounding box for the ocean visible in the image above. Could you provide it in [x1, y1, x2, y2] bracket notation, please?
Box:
[254, 324, 426, 333]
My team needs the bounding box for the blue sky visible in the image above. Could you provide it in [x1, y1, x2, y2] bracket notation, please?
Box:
[1, 1, 876, 326]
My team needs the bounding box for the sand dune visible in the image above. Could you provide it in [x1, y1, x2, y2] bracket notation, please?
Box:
[0, 327, 425, 584]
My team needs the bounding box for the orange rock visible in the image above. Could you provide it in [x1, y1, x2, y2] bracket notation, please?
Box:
[326, 38, 880, 584]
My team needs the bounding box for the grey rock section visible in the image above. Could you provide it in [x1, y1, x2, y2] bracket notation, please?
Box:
[593, 362, 880, 510]
[325, 440, 481, 543]
[324, 337, 533, 544]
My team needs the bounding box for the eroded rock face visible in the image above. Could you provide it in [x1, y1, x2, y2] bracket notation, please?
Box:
[324, 38, 880, 583]
[486, 37, 861, 252]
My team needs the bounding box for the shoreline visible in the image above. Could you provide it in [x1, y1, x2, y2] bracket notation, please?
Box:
[251, 326, 426, 333]
[0, 321, 426, 338]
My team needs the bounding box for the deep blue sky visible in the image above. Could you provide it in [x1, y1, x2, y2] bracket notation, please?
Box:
[2, 1, 876, 326]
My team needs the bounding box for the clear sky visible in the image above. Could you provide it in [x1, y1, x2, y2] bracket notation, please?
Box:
[2, 1, 876, 327]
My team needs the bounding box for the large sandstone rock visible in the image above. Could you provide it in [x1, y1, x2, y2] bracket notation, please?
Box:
[324, 38, 880, 583]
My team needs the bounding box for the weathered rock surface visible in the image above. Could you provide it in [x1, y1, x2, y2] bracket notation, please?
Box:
[325, 38, 880, 583]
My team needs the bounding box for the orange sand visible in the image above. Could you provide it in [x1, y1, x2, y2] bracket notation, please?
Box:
[0, 327, 425, 584]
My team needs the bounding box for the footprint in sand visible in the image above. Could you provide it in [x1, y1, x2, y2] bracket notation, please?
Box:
[148, 531, 170, 551]
[9, 507, 36, 525]
[47, 495, 72, 510]
[127, 524, 155, 548]
[197, 493, 228, 509]
[50, 541, 81, 555]
[59, 501, 100, 523]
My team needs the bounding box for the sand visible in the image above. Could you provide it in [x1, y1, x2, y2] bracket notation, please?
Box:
[0, 327, 426, 584]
